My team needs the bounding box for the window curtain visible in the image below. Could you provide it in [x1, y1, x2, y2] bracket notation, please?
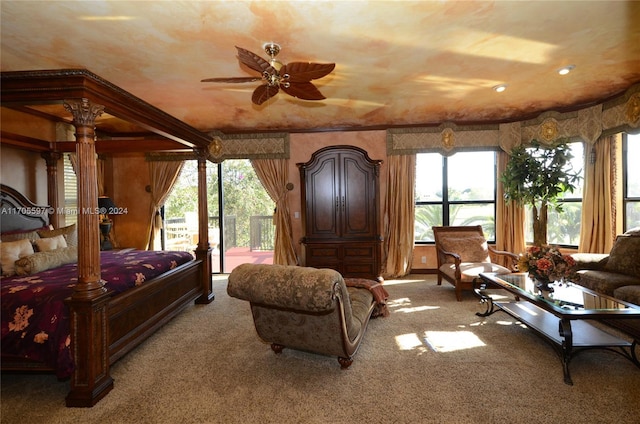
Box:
[250, 159, 297, 265]
[579, 135, 615, 253]
[384, 154, 416, 278]
[496, 150, 525, 264]
[146, 161, 184, 250]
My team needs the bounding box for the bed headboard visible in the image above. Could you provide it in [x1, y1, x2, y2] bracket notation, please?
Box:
[0, 184, 50, 233]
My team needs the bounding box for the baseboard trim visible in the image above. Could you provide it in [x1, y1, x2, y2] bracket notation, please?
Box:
[409, 269, 437, 274]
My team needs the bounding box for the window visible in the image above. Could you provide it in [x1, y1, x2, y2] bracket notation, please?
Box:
[63, 154, 77, 226]
[415, 151, 497, 242]
[624, 132, 640, 231]
[523, 141, 584, 246]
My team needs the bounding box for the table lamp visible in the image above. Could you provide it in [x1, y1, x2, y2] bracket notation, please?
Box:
[98, 196, 118, 250]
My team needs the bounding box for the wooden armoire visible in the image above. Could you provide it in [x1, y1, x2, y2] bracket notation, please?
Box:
[298, 145, 383, 281]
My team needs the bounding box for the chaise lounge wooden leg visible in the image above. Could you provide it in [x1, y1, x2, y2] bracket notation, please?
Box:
[338, 356, 353, 369]
[271, 343, 284, 354]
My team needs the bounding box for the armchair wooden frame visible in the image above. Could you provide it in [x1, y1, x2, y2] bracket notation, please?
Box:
[433, 225, 518, 301]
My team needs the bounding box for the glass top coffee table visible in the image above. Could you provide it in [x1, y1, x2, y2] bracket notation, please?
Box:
[476, 272, 640, 385]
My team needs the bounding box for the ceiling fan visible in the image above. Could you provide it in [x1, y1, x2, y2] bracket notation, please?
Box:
[202, 43, 335, 105]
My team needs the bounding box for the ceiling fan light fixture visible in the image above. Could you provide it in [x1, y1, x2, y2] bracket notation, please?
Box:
[263, 42, 281, 57]
[493, 84, 507, 93]
[558, 65, 575, 75]
[263, 43, 284, 71]
[202, 44, 335, 105]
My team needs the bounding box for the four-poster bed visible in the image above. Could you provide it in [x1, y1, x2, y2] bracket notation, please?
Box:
[1, 69, 215, 407]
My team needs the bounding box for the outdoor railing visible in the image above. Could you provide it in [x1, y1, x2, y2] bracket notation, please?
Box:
[250, 215, 275, 251]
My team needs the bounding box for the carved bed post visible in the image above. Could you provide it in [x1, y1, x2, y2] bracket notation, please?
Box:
[63, 98, 114, 407]
[41, 151, 62, 229]
[194, 148, 214, 304]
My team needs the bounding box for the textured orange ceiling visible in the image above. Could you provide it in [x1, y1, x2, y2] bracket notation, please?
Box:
[2, 1, 639, 133]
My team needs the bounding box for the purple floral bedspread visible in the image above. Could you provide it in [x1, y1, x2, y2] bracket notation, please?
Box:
[1, 249, 194, 378]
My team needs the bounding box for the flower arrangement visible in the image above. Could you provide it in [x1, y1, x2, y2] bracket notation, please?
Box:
[518, 245, 579, 283]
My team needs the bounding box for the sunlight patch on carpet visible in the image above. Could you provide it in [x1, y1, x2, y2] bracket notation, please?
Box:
[388, 297, 412, 306]
[395, 333, 426, 351]
[394, 305, 440, 313]
[387, 297, 440, 314]
[423, 331, 485, 352]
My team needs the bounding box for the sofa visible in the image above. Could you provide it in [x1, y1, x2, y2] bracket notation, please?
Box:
[572, 230, 640, 339]
[227, 263, 386, 368]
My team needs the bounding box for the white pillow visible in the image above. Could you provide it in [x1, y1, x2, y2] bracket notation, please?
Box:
[35, 234, 68, 252]
[0, 239, 35, 276]
[38, 224, 77, 247]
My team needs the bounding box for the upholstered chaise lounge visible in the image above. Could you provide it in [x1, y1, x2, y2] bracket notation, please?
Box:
[227, 263, 378, 368]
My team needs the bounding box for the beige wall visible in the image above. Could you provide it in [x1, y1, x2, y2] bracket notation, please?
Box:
[0, 108, 55, 204]
[110, 153, 153, 250]
[0, 145, 48, 204]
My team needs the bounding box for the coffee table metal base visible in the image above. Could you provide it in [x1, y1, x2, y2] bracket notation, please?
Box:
[475, 285, 639, 385]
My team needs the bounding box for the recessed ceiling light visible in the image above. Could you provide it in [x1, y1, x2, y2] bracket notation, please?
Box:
[558, 65, 576, 75]
[493, 84, 507, 93]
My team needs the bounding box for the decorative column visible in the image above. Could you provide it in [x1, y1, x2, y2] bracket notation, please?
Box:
[62, 98, 113, 407]
[195, 148, 214, 304]
[64, 98, 105, 296]
[41, 151, 62, 229]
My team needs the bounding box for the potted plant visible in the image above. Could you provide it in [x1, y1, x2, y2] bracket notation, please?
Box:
[500, 140, 581, 246]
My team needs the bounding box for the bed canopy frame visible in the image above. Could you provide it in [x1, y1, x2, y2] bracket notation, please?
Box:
[1, 69, 215, 406]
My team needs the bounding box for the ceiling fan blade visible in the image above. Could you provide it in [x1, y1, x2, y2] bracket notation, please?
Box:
[236, 46, 276, 75]
[280, 62, 335, 83]
[201, 77, 263, 83]
[281, 82, 326, 101]
[252, 84, 280, 105]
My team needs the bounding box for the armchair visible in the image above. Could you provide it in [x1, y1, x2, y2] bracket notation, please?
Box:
[433, 225, 518, 301]
[227, 263, 377, 368]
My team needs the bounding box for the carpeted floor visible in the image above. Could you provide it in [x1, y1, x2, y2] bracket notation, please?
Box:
[2, 275, 639, 424]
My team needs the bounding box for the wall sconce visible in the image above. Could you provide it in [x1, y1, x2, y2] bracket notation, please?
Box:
[98, 196, 119, 250]
[589, 147, 596, 164]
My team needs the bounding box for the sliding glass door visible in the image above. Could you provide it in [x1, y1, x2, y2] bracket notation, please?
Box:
[163, 159, 274, 274]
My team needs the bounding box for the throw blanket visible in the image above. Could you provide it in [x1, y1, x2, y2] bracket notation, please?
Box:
[344, 278, 390, 318]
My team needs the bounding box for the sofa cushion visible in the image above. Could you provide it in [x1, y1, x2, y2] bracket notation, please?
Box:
[604, 235, 640, 277]
[571, 253, 609, 270]
[613, 285, 640, 306]
[624, 227, 640, 236]
[576, 270, 640, 296]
